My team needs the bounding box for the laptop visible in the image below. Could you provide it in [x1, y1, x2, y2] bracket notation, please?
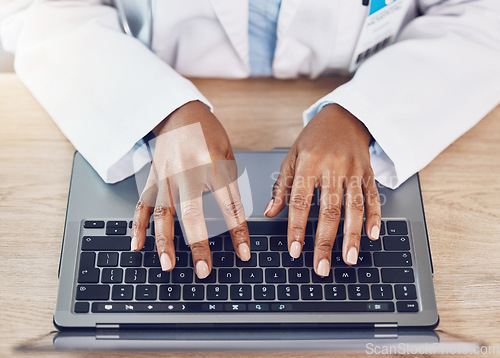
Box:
[54, 150, 438, 330]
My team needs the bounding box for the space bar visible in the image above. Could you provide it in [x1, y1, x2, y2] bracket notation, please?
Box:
[91, 301, 394, 313]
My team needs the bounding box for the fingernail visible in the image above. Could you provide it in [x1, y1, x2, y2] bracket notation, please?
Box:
[160, 253, 172, 271]
[370, 225, 380, 240]
[317, 258, 330, 277]
[290, 241, 302, 259]
[195, 260, 210, 279]
[264, 199, 274, 217]
[346, 246, 358, 265]
[238, 243, 251, 261]
[131, 236, 139, 251]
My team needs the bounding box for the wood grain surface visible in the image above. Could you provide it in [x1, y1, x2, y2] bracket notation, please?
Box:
[0, 73, 499, 357]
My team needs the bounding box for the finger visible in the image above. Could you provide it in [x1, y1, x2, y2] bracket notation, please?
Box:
[363, 170, 382, 241]
[343, 175, 364, 265]
[213, 180, 251, 261]
[131, 199, 154, 251]
[313, 176, 343, 276]
[153, 204, 176, 272]
[179, 195, 212, 279]
[287, 162, 315, 259]
[265, 148, 297, 217]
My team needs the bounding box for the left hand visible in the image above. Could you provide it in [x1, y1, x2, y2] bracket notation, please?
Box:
[264, 104, 381, 277]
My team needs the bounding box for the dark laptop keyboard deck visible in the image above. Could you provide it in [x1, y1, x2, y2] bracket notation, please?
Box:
[74, 219, 419, 314]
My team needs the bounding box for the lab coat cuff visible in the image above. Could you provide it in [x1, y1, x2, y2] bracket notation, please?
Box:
[303, 83, 411, 189]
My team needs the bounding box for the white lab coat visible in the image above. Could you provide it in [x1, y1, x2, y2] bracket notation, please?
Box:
[1, 0, 499, 188]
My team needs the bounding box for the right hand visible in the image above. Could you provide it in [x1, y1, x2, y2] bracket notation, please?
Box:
[131, 100, 251, 279]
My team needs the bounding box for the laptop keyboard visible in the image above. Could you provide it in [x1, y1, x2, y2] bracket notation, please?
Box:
[74, 219, 419, 314]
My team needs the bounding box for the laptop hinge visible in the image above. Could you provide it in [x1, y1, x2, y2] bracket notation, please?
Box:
[374, 323, 398, 329]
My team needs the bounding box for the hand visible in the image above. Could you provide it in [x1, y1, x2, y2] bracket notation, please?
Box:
[131, 101, 251, 279]
[265, 104, 381, 276]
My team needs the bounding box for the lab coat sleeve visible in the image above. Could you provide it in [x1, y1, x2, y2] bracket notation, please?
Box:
[303, 0, 500, 189]
[0, 0, 212, 183]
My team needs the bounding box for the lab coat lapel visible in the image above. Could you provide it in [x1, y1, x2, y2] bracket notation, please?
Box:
[209, 0, 249, 68]
[276, 0, 303, 38]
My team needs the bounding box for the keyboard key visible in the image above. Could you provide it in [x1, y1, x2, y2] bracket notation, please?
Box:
[120, 252, 142, 267]
[79, 252, 95, 269]
[148, 268, 170, 283]
[136, 285, 157, 300]
[248, 303, 270, 312]
[213, 252, 234, 267]
[289, 268, 310, 283]
[159, 285, 181, 300]
[304, 252, 314, 267]
[78, 267, 99, 283]
[358, 268, 380, 283]
[177, 236, 190, 251]
[208, 236, 223, 251]
[84, 220, 104, 229]
[348, 285, 370, 300]
[324, 285, 346, 300]
[277, 285, 299, 300]
[81, 236, 130, 251]
[282, 253, 304, 267]
[265, 268, 286, 283]
[356, 252, 372, 266]
[254, 285, 275, 300]
[270, 236, 288, 251]
[386, 221, 408, 235]
[74, 302, 90, 313]
[236, 253, 258, 267]
[183, 285, 204, 300]
[395, 284, 417, 300]
[223, 236, 234, 251]
[331, 252, 347, 267]
[141, 236, 155, 251]
[76, 285, 109, 300]
[271, 303, 293, 311]
[374, 252, 412, 266]
[171, 268, 193, 283]
[301, 285, 323, 300]
[101, 268, 123, 283]
[203, 303, 225, 312]
[195, 270, 216, 283]
[218, 268, 239, 283]
[259, 252, 280, 267]
[335, 268, 356, 283]
[242, 268, 263, 283]
[381, 268, 414, 283]
[230, 285, 252, 300]
[333, 236, 343, 251]
[360, 236, 382, 251]
[397, 301, 419, 312]
[371, 284, 393, 300]
[97, 252, 119, 267]
[206, 285, 228, 300]
[112, 285, 133, 300]
[250, 236, 268, 251]
[302, 236, 314, 251]
[124, 268, 146, 283]
[312, 270, 334, 283]
[383, 236, 410, 251]
[379, 221, 386, 235]
[106, 227, 127, 235]
[225, 303, 247, 311]
[175, 252, 189, 267]
[107, 220, 127, 228]
[144, 252, 161, 267]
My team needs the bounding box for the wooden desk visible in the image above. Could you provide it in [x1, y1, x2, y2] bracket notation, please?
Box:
[0, 73, 499, 357]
